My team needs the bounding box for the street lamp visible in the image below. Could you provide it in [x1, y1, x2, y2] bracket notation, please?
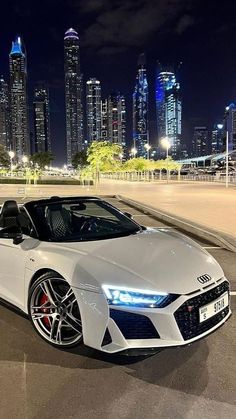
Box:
[131, 147, 137, 158]
[161, 137, 171, 183]
[22, 155, 28, 165]
[8, 151, 15, 177]
[225, 131, 229, 188]
[144, 143, 151, 159]
[119, 153, 123, 161]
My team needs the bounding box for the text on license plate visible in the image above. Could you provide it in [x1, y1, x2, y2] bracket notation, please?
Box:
[199, 292, 229, 323]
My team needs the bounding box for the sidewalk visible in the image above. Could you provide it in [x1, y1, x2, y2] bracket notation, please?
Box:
[1, 180, 236, 239]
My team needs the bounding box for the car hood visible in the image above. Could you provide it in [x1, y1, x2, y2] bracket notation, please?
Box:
[55, 228, 224, 295]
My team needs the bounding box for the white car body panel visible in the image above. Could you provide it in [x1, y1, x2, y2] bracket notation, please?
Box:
[0, 201, 231, 353]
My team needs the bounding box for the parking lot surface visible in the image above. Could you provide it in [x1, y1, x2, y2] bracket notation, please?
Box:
[0, 196, 235, 419]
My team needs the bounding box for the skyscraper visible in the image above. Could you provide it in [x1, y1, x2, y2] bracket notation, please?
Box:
[0, 76, 11, 150]
[9, 36, 29, 159]
[64, 28, 83, 165]
[86, 78, 101, 143]
[133, 53, 149, 157]
[156, 63, 182, 158]
[107, 93, 126, 147]
[192, 127, 208, 157]
[33, 84, 51, 153]
[211, 123, 224, 154]
[101, 100, 108, 141]
[225, 103, 236, 151]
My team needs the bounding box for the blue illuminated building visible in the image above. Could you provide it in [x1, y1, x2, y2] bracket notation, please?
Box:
[133, 53, 149, 157]
[224, 103, 236, 151]
[156, 63, 182, 158]
[9, 36, 29, 159]
[211, 123, 224, 154]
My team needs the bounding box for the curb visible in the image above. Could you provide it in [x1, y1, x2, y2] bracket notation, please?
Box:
[116, 195, 236, 253]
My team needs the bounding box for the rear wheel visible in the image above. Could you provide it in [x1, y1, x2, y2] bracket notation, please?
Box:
[28, 272, 83, 348]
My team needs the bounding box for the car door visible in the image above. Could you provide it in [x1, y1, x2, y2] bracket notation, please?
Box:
[0, 207, 37, 310]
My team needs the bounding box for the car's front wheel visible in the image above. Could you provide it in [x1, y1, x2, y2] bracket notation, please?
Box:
[28, 272, 83, 348]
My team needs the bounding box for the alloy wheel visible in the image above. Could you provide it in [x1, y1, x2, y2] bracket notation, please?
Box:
[30, 277, 82, 347]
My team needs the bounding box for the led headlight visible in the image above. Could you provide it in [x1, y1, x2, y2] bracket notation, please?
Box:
[102, 285, 177, 308]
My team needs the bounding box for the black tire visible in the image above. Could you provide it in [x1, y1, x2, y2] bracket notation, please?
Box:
[28, 271, 83, 349]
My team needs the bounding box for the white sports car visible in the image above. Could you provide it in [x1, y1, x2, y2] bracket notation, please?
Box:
[0, 197, 231, 353]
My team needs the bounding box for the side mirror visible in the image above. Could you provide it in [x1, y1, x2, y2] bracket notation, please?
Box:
[124, 212, 133, 219]
[0, 225, 24, 245]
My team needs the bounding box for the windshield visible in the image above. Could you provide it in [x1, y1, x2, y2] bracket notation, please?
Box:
[25, 199, 142, 242]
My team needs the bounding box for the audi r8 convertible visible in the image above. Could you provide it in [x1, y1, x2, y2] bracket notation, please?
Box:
[0, 197, 231, 353]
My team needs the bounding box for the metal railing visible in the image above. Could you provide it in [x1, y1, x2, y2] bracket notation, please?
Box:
[101, 171, 236, 184]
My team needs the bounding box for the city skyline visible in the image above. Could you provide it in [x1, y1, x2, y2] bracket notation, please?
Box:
[0, 0, 236, 162]
[0, 31, 235, 163]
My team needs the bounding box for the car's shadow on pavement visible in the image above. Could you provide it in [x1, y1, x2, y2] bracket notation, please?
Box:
[2, 300, 236, 407]
[0, 301, 208, 372]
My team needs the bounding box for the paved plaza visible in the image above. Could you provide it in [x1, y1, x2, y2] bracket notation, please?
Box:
[1, 180, 235, 237]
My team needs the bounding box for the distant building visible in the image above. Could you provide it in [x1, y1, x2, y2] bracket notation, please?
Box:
[64, 28, 83, 165]
[192, 127, 208, 157]
[107, 93, 126, 147]
[101, 100, 108, 141]
[224, 103, 236, 151]
[156, 63, 182, 158]
[86, 78, 101, 143]
[133, 53, 149, 157]
[211, 123, 224, 154]
[0, 76, 11, 150]
[9, 36, 29, 159]
[33, 85, 51, 153]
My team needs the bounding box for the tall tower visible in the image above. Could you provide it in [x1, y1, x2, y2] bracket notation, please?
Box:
[86, 78, 101, 144]
[0, 76, 11, 150]
[107, 93, 126, 147]
[9, 36, 29, 159]
[133, 53, 149, 157]
[225, 103, 236, 152]
[156, 63, 182, 158]
[33, 84, 51, 153]
[64, 28, 83, 166]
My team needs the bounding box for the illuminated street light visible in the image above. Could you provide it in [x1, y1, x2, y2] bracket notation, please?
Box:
[22, 155, 28, 165]
[131, 147, 137, 158]
[8, 151, 15, 177]
[144, 143, 151, 159]
[161, 137, 171, 183]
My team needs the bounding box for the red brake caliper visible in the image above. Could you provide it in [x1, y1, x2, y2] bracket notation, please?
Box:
[39, 294, 50, 327]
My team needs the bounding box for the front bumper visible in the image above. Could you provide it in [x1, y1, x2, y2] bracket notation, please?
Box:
[72, 279, 231, 353]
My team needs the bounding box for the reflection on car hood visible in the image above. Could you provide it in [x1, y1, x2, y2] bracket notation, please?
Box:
[57, 228, 224, 295]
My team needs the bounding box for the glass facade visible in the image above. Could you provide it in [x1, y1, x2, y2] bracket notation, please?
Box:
[86, 78, 101, 143]
[0, 76, 11, 150]
[64, 28, 83, 166]
[33, 85, 51, 153]
[9, 36, 29, 160]
[211, 124, 224, 154]
[101, 100, 108, 141]
[156, 65, 182, 158]
[133, 53, 149, 157]
[192, 127, 208, 157]
[224, 103, 236, 152]
[107, 93, 126, 147]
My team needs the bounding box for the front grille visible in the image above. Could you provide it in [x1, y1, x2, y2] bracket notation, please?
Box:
[175, 281, 230, 340]
[110, 309, 160, 340]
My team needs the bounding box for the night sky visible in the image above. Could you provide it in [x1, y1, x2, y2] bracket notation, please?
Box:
[1, 0, 236, 164]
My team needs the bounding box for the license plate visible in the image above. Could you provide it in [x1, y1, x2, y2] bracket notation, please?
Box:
[199, 292, 229, 323]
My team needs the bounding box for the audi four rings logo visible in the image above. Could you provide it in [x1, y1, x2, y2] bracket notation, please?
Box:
[197, 274, 212, 284]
